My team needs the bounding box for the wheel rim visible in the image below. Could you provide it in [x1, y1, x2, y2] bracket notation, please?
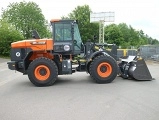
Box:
[97, 62, 112, 77]
[34, 65, 50, 81]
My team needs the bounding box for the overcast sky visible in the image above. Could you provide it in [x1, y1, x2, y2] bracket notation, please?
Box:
[0, 0, 159, 40]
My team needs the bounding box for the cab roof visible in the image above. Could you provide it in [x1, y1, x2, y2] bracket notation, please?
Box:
[50, 19, 77, 23]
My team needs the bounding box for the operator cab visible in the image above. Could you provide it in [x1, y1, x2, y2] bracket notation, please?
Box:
[50, 19, 82, 55]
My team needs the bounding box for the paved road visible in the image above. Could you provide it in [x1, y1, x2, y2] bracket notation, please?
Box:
[0, 58, 159, 120]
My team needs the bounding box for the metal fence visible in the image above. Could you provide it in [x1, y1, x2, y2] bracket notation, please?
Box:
[117, 49, 137, 58]
[109, 46, 159, 61]
[139, 45, 159, 61]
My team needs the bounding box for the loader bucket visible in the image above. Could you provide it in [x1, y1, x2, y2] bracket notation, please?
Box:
[131, 59, 153, 80]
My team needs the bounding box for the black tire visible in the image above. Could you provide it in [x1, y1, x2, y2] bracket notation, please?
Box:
[28, 57, 58, 87]
[89, 55, 117, 83]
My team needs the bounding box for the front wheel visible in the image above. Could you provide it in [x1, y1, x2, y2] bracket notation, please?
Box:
[89, 55, 117, 83]
[28, 57, 58, 87]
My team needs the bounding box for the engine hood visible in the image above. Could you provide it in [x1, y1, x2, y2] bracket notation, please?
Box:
[11, 39, 54, 51]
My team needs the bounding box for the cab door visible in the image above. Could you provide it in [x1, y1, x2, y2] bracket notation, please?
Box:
[73, 24, 82, 54]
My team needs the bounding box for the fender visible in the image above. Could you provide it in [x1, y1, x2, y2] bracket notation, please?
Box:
[23, 50, 55, 72]
[85, 51, 111, 72]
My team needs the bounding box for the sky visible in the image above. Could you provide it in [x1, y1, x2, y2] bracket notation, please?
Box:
[0, 0, 159, 40]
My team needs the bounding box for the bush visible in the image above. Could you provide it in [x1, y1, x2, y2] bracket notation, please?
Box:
[0, 20, 24, 56]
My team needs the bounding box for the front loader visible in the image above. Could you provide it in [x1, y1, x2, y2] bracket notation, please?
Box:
[118, 55, 153, 80]
[7, 19, 153, 87]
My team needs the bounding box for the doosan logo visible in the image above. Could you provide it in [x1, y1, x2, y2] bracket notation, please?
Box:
[16, 52, 21, 57]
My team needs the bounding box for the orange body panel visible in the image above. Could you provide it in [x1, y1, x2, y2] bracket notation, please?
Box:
[11, 39, 54, 60]
[29, 51, 54, 60]
[11, 39, 54, 51]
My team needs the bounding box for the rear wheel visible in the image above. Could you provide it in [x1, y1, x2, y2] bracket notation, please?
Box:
[28, 57, 58, 87]
[89, 55, 117, 83]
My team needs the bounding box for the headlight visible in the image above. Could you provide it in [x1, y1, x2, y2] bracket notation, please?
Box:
[64, 45, 70, 51]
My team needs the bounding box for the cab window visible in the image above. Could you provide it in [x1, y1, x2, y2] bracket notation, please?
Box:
[74, 24, 82, 51]
[54, 23, 72, 41]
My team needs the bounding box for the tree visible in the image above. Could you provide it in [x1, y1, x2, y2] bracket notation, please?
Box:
[117, 23, 148, 48]
[65, 5, 99, 42]
[138, 30, 148, 45]
[104, 24, 124, 46]
[151, 39, 159, 45]
[118, 23, 131, 46]
[0, 19, 24, 56]
[2, 1, 50, 39]
[128, 26, 139, 46]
